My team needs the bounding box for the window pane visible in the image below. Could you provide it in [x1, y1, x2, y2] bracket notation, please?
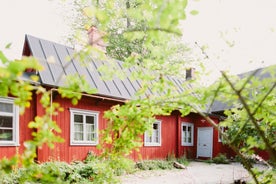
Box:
[152, 130, 157, 143]
[74, 114, 83, 123]
[155, 131, 159, 143]
[0, 116, 13, 128]
[184, 131, 187, 142]
[182, 123, 193, 145]
[153, 123, 158, 130]
[87, 132, 95, 141]
[74, 123, 83, 132]
[86, 124, 94, 132]
[0, 102, 13, 113]
[0, 129, 13, 140]
[74, 133, 83, 141]
[86, 116, 94, 124]
[183, 126, 186, 131]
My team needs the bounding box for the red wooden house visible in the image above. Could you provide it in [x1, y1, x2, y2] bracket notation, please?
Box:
[0, 35, 231, 163]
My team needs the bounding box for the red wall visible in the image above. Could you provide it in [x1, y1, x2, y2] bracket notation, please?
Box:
[177, 113, 227, 159]
[0, 93, 36, 160]
[1, 91, 237, 163]
[36, 94, 119, 163]
[133, 114, 178, 160]
[35, 93, 228, 162]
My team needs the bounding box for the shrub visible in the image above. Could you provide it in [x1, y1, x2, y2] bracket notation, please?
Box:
[136, 160, 175, 170]
[176, 156, 189, 166]
[212, 154, 230, 164]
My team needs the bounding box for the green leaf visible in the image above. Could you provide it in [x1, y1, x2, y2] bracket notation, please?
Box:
[5, 43, 12, 49]
[0, 51, 9, 64]
[190, 10, 199, 16]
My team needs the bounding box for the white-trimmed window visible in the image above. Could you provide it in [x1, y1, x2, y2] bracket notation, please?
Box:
[0, 97, 19, 146]
[181, 122, 194, 146]
[70, 108, 99, 145]
[144, 121, 161, 146]
[218, 126, 225, 142]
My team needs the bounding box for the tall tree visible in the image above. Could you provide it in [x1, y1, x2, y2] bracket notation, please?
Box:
[71, 1, 275, 183]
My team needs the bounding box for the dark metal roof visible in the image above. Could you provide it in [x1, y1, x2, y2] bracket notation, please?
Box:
[23, 35, 187, 101]
[210, 65, 276, 112]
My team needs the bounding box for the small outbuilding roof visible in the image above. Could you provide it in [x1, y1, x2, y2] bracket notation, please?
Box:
[210, 65, 276, 112]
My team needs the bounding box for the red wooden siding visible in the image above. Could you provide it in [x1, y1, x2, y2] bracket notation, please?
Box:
[0, 93, 36, 160]
[134, 114, 178, 160]
[36, 94, 119, 163]
[0, 91, 231, 163]
[35, 92, 227, 162]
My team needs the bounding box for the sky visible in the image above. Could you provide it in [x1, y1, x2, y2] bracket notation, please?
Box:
[0, 0, 276, 75]
[182, 0, 276, 74]
[0, 0, 69, 59]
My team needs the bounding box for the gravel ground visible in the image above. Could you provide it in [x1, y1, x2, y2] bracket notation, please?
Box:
[120, 161, 252, 184]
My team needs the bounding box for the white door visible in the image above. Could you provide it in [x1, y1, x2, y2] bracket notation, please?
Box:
[197, 127, 213, 158]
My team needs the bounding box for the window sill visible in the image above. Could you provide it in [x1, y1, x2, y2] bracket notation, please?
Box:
[144, 143, 161, 147]
[181, 144, 194, 147]
[70, 142, 98, 146]
[0, 143, 20, 147]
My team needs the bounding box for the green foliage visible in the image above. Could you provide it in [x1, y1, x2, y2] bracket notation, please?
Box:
[0, 161, 117, 184]
[205, 68, 276, 183]
[0, 0, 275, 184]
[136, 160, 175, 170]
[135, 157, 189, 171]
[176, 156, 190, 166]
[0, 152, 136, 184]
[211, 154, 230, 164]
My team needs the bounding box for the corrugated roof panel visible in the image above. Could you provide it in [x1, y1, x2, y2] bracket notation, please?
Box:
[65, 48, 99, 90]
[116, 62, 137, 97]
[26, 35, 55, 85]
[84, 59, 112, 96]
[170, 77, 184, 93]
[53, 43, 78, 76]
[128, 67, 142, 91]
[98, 60, 133, 98]
[92, 60, 122, 97]
[26, 35, 46, 59]
[25, 35, 204, 101]
[39, 39, 65, 84]
[37, 59, 56, 85]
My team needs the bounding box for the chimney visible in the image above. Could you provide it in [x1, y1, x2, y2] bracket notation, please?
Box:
[87, 26, 107, 53]
[186, 68, 195, 80]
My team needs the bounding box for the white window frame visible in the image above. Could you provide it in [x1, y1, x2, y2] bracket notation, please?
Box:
[181, 122, 194, 146]
[218, 126, 225, 142]
[70, 108, 99, 146]
[144, 120, 162, 146]
[0, 97, 19, 146]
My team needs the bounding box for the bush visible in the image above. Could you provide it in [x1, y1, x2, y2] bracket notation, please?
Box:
[0, 162, 74, 184]
[136, 160, 175, 170]
[212, 154, 230, 164]
[110, 157, 136, 176]
[0, 160, 119, 184]
[176, 156, 189, 166]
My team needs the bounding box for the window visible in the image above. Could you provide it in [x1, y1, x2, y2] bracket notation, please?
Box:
[218, 126, 225, 142]
[0, 98, 19, 146]
[70, 108, 99, 145]
[181, 122, 194, 146]
[144, 121, 161, 146]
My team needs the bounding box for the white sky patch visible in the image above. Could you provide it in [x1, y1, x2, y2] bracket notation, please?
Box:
[0, 0, 275, 76]
[0, 0, 69, 60]
[182, 0, 276, 74]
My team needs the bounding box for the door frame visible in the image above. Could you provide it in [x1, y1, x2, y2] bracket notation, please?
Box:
[196, 127, 213, 158]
